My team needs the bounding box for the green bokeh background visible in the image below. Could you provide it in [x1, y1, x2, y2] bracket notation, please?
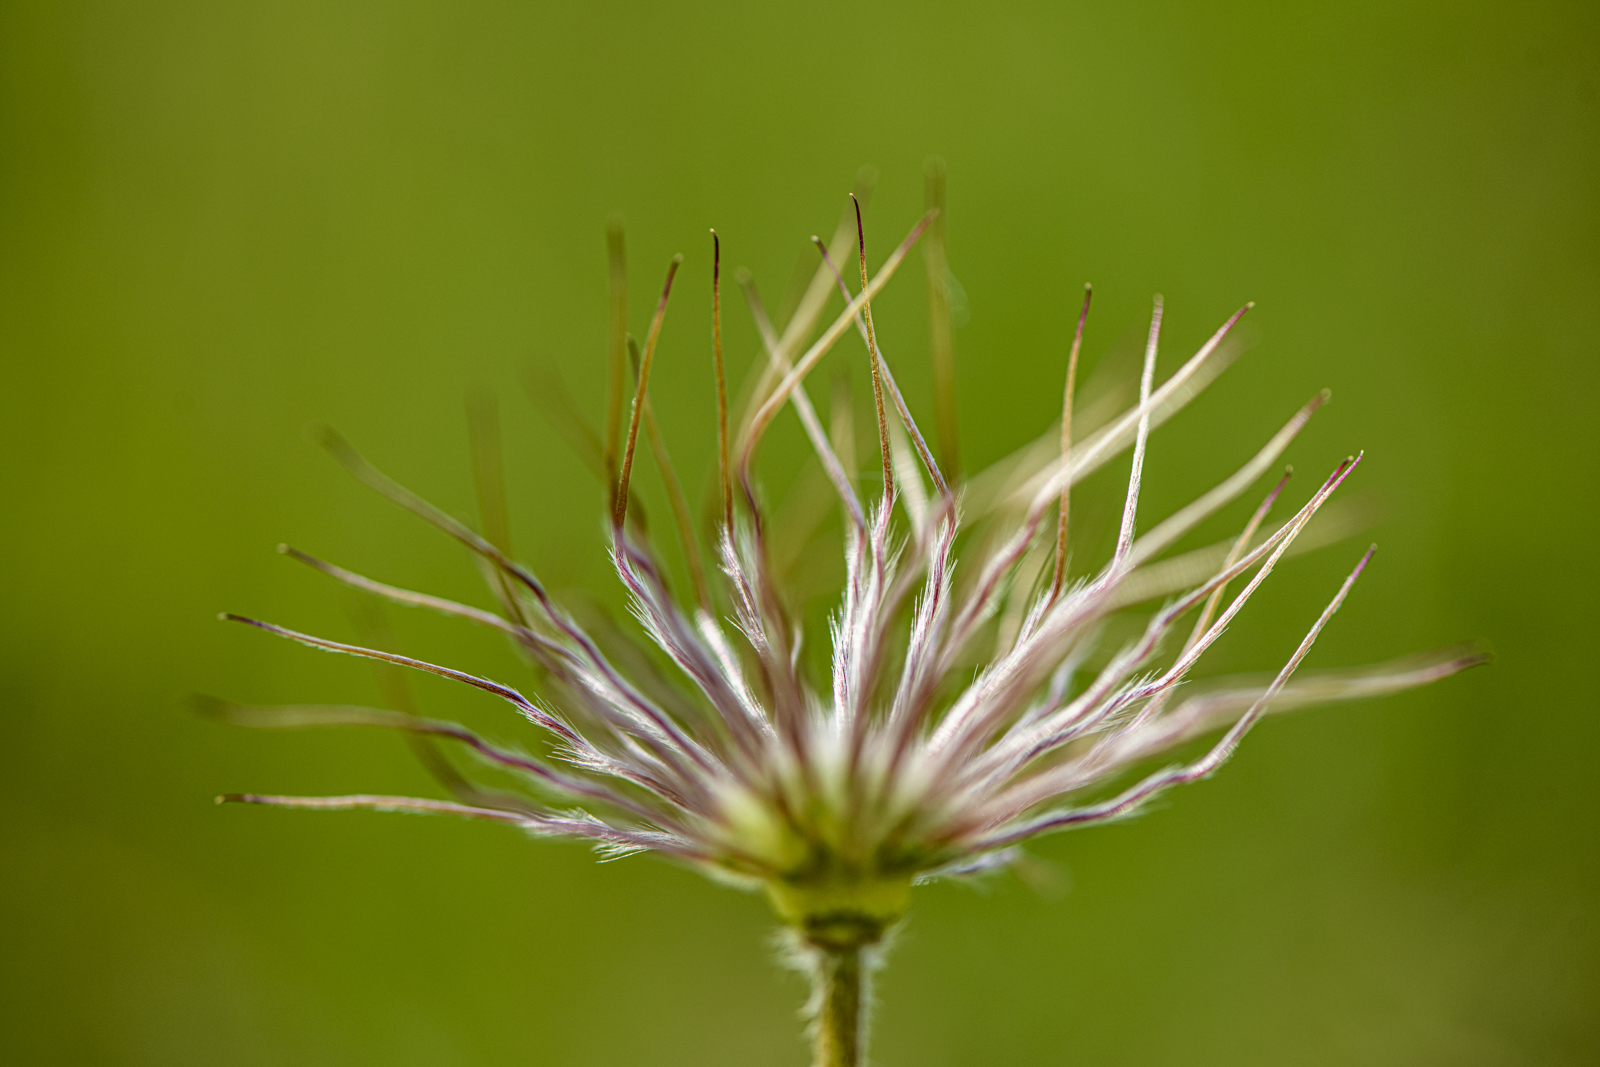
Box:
[3, 1, 1596, 1064]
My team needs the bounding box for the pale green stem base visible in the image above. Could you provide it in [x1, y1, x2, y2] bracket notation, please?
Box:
[810, 943, 866, 1067]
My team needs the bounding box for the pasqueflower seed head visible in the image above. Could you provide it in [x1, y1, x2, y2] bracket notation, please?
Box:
[209, 181, 1483, 965]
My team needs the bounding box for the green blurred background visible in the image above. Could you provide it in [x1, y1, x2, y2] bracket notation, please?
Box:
[3, 1, 1596, 1064]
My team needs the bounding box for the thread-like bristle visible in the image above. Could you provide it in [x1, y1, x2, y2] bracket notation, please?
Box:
[605, 219, 629, 515]
[851, 194, 895, 507]
[923, 156, 960, 480]
[711, 229, 732, 534]
[1050, 284, 1092, 601]
[614, 254, 683, 530]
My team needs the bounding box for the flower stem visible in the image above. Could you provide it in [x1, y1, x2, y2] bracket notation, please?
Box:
[811, 944, 865, 1067]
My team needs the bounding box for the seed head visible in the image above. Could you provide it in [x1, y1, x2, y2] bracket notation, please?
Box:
[209, 188, 1484, 955]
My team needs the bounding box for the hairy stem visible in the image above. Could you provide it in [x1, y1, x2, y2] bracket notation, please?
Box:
[810, 944, 866, 1067]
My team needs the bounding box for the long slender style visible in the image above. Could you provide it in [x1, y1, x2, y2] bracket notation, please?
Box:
[852, 194, 895, 507]
[923, 156, 959, 479]
[212, 178, 1485, 1067]
[605, 219, 628, 511]
[614, 255, 683, 529]
[712, 230, 732, 533]
[1050, 284, 1092, 600]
